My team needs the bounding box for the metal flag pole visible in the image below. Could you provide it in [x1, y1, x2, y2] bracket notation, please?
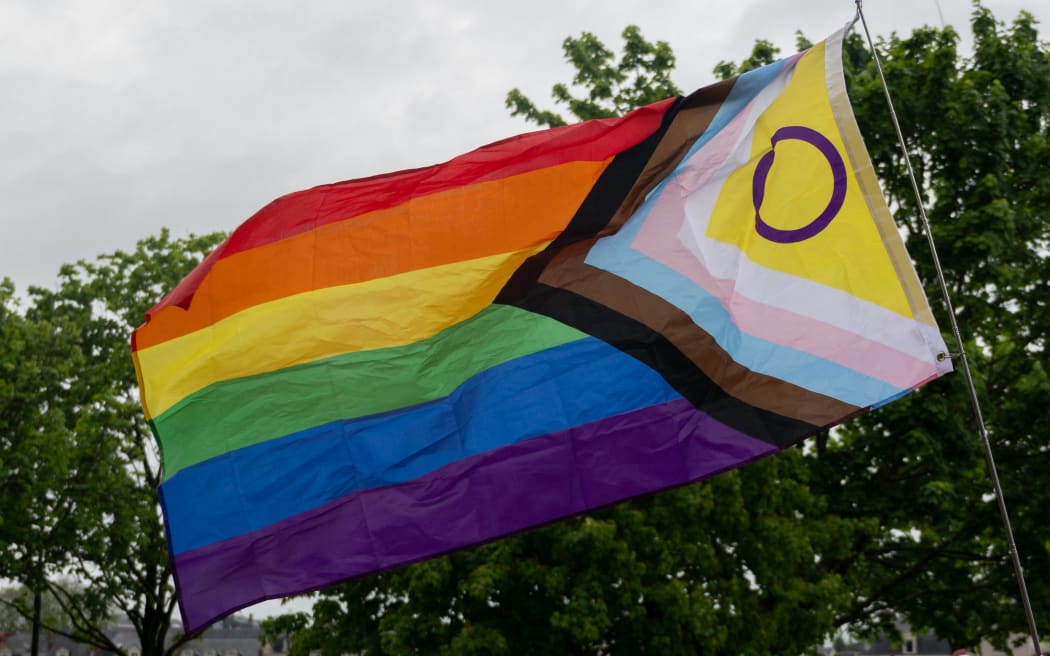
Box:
[852, 2, 1043, 653]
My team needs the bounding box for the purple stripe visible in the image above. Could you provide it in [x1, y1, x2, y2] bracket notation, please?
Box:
[171, 398, 779, 631]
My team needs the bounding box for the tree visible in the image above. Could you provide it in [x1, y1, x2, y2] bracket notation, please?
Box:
[271, 8, 1048, 653]
[0, 276, 107, 655]
[506, 25, 680, 127]
[1, 230, 225, 656]
[0, 585, 78, 633]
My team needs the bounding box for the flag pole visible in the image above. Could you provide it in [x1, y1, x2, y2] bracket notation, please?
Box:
[852, 2, 1043, 653]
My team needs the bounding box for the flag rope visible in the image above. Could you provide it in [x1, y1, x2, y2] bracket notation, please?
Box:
[853, 2, 1043, 652]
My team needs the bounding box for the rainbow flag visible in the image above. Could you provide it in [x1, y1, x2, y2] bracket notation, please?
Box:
[132, 27, 951, 631]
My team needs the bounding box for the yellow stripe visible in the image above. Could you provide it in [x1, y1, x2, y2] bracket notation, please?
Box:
[137, 246, 544, 417]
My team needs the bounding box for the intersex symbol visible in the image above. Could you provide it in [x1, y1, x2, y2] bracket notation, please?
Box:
[752, 125, 847, 243]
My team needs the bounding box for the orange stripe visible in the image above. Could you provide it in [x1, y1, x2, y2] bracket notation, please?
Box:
[135, 158, 610, 350]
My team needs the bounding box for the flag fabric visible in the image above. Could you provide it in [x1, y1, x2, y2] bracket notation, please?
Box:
[132, 26, 951, 632]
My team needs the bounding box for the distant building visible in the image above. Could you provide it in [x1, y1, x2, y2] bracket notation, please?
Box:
[0, 614, 279, 656]
[175, 614, 272, 656]
[0, 632, 88, 656]
[831, 618, 1050, 656]
[832, 618, 956, 656]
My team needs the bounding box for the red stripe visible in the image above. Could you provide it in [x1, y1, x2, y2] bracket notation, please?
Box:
[150, 98, 676, 314]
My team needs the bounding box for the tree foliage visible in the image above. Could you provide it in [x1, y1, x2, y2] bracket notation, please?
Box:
[0, 230, 225, 656]
[0, 278, 83, 571]
[0, 276, 112, 644]
[505, 25, 681, 127]
[0, 584, 79, 633]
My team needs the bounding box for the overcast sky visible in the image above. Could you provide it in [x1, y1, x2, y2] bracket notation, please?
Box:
[2, 0, 1047, 298]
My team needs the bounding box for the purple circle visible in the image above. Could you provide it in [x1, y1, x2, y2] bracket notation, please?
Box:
[751, 125, 847, 243]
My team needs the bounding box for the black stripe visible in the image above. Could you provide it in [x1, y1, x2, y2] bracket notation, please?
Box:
[501, 285, 819, 449]
[551, 99, 684, 248]
[495, 98, 684, 306]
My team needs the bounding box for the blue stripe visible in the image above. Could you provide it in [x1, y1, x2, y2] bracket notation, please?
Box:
[161, 337, 683, 555]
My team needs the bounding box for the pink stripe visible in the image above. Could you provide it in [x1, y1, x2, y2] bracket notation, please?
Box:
[630, 97, 937, 390]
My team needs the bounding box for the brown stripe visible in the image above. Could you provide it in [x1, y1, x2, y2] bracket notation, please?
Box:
[539, 242, 861, 427]
[600, 79, 737, 237]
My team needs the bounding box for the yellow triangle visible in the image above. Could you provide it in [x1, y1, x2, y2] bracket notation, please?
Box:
[705, 42, 914, 319]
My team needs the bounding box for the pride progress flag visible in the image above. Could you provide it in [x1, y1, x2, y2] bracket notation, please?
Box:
[132, 26, 951, 631]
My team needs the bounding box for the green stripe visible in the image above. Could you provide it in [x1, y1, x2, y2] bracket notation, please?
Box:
[155, 304, 586, 480]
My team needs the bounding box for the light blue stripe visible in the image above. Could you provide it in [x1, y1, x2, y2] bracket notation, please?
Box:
[161, 336, 683, 556]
